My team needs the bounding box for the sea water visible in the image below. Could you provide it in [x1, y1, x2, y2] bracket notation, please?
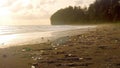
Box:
[0, 25, 96, 48]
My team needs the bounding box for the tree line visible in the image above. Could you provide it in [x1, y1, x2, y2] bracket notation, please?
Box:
[50, 0, 120, 25]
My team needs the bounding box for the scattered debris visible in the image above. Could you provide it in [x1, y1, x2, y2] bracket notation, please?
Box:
[31, 63, 38, 68]
[22, 47, 32, 52]
[32, 56, 42, 61]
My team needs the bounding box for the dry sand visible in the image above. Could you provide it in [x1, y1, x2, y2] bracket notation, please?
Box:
[0, 24, 120, 68]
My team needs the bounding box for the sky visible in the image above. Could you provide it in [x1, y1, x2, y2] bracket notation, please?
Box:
[0, 0, 95, 25]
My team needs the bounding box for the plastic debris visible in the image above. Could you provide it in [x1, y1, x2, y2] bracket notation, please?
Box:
[22, 48, 32, 52]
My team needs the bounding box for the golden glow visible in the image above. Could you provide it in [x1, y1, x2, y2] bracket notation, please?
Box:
[0, 0, 11, 16]
[0, 0, 12, 25]
[0, 7, 12, 25]
[0, 0, 95, 25]
[0, 32, 52, 48]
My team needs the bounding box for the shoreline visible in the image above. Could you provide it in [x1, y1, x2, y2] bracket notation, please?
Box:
[0, 24, 120, 68]
[0, 25, 96, 48]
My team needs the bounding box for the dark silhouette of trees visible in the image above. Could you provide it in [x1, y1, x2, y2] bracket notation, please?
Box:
[88, 0, 120, 21]
[50, 0, 120, 25]
[51, 6, 86, 25]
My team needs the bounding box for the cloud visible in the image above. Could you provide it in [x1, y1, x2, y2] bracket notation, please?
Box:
[75, 0, 84, 5]
[75, 0, 95, 7]
[0, 0, 95, 21]
[40, 0, 56, 5]
[10, 0, 57, 20]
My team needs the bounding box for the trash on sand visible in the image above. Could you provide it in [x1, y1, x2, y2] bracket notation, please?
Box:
[32, 56, 42, 60]
[22, 47, 32, 52]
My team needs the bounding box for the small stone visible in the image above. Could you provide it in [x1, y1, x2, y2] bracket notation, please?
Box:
[68, 54, 72, 56]
[55, 48, 58, 50]
[57, 44, 60, 46]
[38, 57, 42, 60]
[31, 63, 38, 68]
[22, 49, 26, 52]
[2, 54, 7, 58]
[74, 39, 76, 41]
[40, 50, 44, 53]
[32, 57, 34, 59]
[115, 40, 118, 43]
[31, 66, 35, 68]
[79, 58, 83, 60]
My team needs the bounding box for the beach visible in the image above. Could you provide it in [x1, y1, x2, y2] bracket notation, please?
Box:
[0, 25, 95, 48]
[0, 24, 120, 68]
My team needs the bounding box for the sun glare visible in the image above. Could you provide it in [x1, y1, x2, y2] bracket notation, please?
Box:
[0, 0, 11, 16]
[0, 0, 12, 25]
[0, 8, 11, 16]
[21, 0, 31, 7]
[0, 7, 12, 25]
[0, 35, 17, 45]
[0, 0, 7, 6]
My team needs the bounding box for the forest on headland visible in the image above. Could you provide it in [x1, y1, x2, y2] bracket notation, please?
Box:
[50, 0, 120, 25]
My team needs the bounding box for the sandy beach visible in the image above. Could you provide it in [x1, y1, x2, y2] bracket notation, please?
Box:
[0, 25, 96, 48]
[0, 24, 120, 68]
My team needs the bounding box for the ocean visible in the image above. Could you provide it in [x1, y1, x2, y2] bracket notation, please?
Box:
[0, 25, 96, 48]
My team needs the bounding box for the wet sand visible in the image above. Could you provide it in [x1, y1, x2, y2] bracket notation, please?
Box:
[0, 26, 96, 48]
[0, 24, 120, 68]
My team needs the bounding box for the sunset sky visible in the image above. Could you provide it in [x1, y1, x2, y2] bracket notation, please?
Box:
[0, 0, 95, 25]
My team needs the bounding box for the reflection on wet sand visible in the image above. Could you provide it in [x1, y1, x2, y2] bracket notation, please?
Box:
[0, 32, 52, 48]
